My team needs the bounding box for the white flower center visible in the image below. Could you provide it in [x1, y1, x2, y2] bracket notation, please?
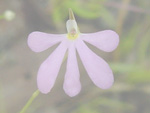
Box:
[66, 20, 79, 40]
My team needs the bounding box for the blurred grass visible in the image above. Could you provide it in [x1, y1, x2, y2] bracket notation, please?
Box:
[110, 63, 150, 84]
[50, 0, 116, 27]
[72, 97, 135, 113]
[0, 0, 150, 113]
[0, 83, 6, 113]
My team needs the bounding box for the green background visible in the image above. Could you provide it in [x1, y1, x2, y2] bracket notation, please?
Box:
[0, 0, 150, 113]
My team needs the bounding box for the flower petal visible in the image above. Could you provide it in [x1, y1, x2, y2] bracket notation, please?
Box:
[63, 42, 81, 97]
[76, 39, 114, 89]
[81, 30, 119, 52]
[37, 40, 68, 94]
[28, 31, 66, 52]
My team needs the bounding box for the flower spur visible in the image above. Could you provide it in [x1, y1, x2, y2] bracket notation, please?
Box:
[28, 9, 119, 97]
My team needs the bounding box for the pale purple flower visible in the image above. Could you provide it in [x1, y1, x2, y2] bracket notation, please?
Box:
[27, 9, 119, 97]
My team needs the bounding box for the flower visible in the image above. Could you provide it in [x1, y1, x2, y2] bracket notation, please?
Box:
[28, 9, 119, 97]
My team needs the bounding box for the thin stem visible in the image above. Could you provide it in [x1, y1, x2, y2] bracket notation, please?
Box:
[19, 90, 40, 113]
[19, 55, 67, 113]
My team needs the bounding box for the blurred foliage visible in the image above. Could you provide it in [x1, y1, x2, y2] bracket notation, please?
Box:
[1, 0, 150, 113]
[112, 15, 150, 84]
[50, 0, 115, 27]
[72, 97, 135, 113]
[119, 23, 141, 57]
[137, 0, 150, 9]
[0, 84, 6, 113]
[110, 63, 150, 84]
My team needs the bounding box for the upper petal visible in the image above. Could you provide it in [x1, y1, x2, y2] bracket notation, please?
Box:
[28, 31, 66, 52]
[75, 39, 114, 89]
[81, 30, 119, 52]
[37, 40, 68, 94]
[63, 42, 81, 97]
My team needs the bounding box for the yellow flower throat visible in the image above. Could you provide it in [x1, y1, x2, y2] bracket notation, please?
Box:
[67, 33, 79, 40]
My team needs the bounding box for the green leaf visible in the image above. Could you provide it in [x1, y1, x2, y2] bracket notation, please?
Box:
[127, 68, 150, 84]
[52, 7, 63, 23]
[110, 63, 150, 84]
[72, 97, 134, 113]
[110, 63, 140, 73]
[119, 23, 141, 57]
[138, 30, 150, 62]
[65, 0, 101, 19]
[99, 7, 116, 27]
